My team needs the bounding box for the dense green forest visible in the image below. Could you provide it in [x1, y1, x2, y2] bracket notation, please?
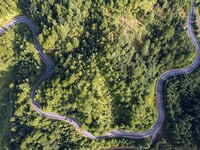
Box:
[0, 0, 199, 149]
[22, 0, 194, 135]
[0, 23, 17, 148]
[150, 2, 200, 150]
[151, 62, 200, 150]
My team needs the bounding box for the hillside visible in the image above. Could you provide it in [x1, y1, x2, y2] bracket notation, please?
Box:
[0, 0, 199, 149]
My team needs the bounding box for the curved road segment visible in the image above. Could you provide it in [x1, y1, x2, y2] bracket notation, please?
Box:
[0, 0, 199, 141]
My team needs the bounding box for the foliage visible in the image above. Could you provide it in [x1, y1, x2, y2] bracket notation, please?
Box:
[0, 0, 198, 149]
[0, 0, 20, 26]
[0, 27, 16, 149]
[151, 66, 200, 150]
[194, 6, 200, 41]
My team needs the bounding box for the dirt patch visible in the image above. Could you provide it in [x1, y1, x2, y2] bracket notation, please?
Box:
[178, 7, 187, 19]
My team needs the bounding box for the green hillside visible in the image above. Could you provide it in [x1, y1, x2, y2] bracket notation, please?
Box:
[0, 0, 200, 149]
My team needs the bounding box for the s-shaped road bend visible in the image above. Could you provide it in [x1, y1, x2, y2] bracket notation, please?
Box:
[0, 0, 199, 141]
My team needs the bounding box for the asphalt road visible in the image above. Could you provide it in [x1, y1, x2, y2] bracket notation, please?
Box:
[0, 0, 198, 141]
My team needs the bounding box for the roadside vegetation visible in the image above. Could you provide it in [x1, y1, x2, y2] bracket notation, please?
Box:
[151, 61, 200, 150]
[194, 1, 200, 40]
[0, 0, 20, 26]
[0, 24, 41, 149]
[150, 2, 200, 149]
[0, 71, 13, 150]
[0, 29, 16, 149]
[0, 0, 199, 149]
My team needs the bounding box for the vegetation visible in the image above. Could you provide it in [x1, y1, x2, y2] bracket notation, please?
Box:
[0, 0, 199, 149]
[0, 0, 20, 26]
[194, 2, 200, 40]
[151, 64, 200, 150]
[23, 0, 195, 135]
[0, 71, 13, 150]
[150, 3, 200, 150]
[0, 27, 16, 149]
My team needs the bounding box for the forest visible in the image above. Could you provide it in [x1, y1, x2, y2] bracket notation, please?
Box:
[152, 2, 200, 149]
[0, 0, 199, 149]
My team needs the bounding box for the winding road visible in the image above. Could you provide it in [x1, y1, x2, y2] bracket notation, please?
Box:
[0, 0, 199, 141]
